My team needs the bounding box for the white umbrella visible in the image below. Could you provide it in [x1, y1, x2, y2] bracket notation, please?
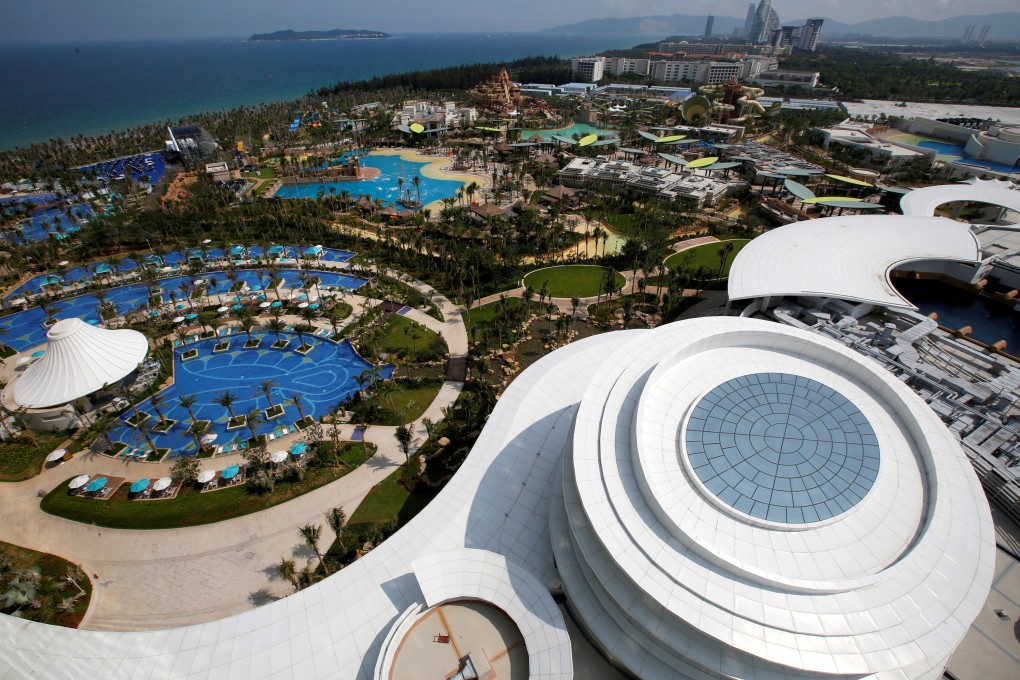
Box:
[298, 302, 309, 309]
[16, 356, 32, 365]
[153, 477, 172, 491]
[69, 475, 90, 489]
[194, 279, 205, 286]
[172, 316, 186, 323]
[259, 301, 271, 308]
[202, 238, 212, 244]
[58, 260, 70, 266]
[197, 470, 216, 484]
[217, 306, 229, 313]
[201, 434, 218, 445]
[46, 449, 67, 463]
[270, 450, 289, 464]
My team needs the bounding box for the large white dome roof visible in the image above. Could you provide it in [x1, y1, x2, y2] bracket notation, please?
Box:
[12, 318, 149, 409]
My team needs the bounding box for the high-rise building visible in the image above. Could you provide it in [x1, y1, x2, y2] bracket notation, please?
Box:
[798, 19, 823, 51]
[750, 0, 780, 43]
[705, 15, 715, 38]
[977, 25, 991, 44]
[962, 25, 976, 43]
[742, 3, 756, 37]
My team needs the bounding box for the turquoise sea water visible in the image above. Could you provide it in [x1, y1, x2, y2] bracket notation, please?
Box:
[519, 122, 610, 141]
[0, 33, 640, 151]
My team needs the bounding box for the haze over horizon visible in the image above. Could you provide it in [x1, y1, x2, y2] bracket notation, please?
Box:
[3, 0, 1019, 43]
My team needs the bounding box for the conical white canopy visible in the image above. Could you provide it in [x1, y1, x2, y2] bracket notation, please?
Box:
[13, 318, 149, 409]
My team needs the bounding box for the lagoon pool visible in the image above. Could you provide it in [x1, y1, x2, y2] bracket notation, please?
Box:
[272, 153, 466, 208]
[108, 333, 393, 457]
[0, 268, 366, 352]
[519, 121, 614, 142]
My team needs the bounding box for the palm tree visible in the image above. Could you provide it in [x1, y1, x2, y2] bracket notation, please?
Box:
[215, 390, 239, 421]
[135, 417, 159, 455]
[293, 322, 314, 349]
[244, 409, 264, 441]
[276, 558, 300, 592]
[411, 175, 422, 204]
[259, 379, 278, 408]
[177, 393, 199, 424]
[240, 315, 257, 344]
[299, 524, 329, 575]
[289, 393, 307, 422]
[148, 392, 169, 425]
[189, 418, 209, 453]
[326, 507, 347, 554]
[267, 317, 286, 345]
[394, 424, 413, 462]
[92, 414, 118, 453]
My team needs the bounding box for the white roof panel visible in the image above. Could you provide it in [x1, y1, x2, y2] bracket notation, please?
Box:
[13, 318, 148, 408]
[727, 215, 981, 308]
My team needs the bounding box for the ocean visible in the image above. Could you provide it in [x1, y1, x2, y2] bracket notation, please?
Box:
[0, 33, 639, 151]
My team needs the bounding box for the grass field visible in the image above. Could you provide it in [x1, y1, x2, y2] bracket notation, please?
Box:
[374, 382, 443, 426]
[40, 443, 374, 529]
[664, 239, 750, 279]
[0, 430, 74, 482]
[463, 298, 534, 334]
[523, 265, 625, 298]
[349, 467, 438, 526]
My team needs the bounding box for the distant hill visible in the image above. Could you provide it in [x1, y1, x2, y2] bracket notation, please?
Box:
[543, 14, 744, 37]
[544, 12, 1020, 40]
[249, 29, 391, 42]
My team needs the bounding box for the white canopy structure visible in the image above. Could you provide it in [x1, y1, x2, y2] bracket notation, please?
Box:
[12, 318, 148, 409]
[727, 215, 982, 309]
[900, 177, 1020, 217]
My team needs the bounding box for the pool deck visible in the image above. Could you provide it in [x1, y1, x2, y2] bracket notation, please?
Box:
[0, 262, 469, 631]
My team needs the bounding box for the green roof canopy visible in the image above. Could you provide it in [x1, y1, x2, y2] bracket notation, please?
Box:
[409, 123, 425, 133]
[685, 156, 720, 169]
[551, 135, 578, 145]
[638, 131, 659, 141]
[814, 199, 883, 210]
[396, 124, 412, 134]
[825, 174, 874, 187]
[775, 167, 823, 177]
[578, 134, 599, 147]
[657, 153, 688, 166]
[784, 179, 816, 201]
[655, 134, 687, 143]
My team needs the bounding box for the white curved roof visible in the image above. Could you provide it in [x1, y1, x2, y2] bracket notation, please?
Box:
[727, 214, 981, 308]
[13, 318, 148, 408]
[900, 177, 1020, 217]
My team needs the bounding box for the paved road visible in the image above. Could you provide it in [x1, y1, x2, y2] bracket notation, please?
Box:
[0, 264, 467, 631]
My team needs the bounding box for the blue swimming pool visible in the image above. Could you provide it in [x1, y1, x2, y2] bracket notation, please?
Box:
[0, 268, 366, 352]
[916, 140, 1018, 174]
[0, 197, 94, 244]
[6, 247, 356, 300]
[272, 153, 466, 208]
[79, 152, 166, 186]
[107, 334, 393, 457]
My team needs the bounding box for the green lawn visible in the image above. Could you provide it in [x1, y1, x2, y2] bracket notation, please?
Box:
[604, 212, 638, 234]
[523, 265, 625, 299]
[376, 315, 443, 360]
[0, 430, 75, 482]
[242, 167, 277, 179]
[376, 382, 444, 426]
[463, 298, 532, 334]
[349, 467, 438, 526]
[664, 239, 750, 279]
[40, 443, 374, 529]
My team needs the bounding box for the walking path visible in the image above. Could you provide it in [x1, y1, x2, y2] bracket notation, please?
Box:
[0, 263, 468, 630]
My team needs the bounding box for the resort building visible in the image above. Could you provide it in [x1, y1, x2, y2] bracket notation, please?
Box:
[575, 54, 776, 85]
[814, 122, 934, 170]
[715, 140, 826, 175]
[557, 156, 745, 206]
[165, 125, 216, 161]
[391, 101, 477, 131]
[748, 69, 822, 89]
[895, 117, 1020, 172]
[770, 19, 824, 52]
[657, 41, 785, 56]
[568, 57, 606, 83]
[2, 318, 149, 430]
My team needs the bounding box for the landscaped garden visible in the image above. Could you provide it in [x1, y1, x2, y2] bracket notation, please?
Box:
[522, 265, 625, 299]
[0, 430, 80, 482]
[0, 540, 91, 628]
[40, 442, 375, 529]
[664, 239, 750, 279]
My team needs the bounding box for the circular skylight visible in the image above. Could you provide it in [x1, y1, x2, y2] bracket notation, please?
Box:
[684, 372, 880, 524]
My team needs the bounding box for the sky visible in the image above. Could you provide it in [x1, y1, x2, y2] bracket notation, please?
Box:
[1, 0, 1017, 42]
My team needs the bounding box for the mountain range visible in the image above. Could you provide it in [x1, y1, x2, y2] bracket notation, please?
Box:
[543, 12, 1020, 40]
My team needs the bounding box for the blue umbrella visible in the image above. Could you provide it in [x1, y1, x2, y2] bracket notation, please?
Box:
[309, 303, 320, 310]
[31, 350, 45, 358]
[270, 301, 282, 308]
[230, 246, 245, 255]
[231, 304, 243, 311]
[221, 465, 240, 480]
[85, 477, 108, 493]
[290, 442, 307, 456]
[185, 312, 198, 320]
[130, 478, 150, 493]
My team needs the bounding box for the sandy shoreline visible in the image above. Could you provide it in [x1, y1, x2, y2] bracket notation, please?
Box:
[369, 148, 489, 214]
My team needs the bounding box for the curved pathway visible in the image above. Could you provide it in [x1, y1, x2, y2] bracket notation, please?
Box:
[0, 263, 468, 631]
